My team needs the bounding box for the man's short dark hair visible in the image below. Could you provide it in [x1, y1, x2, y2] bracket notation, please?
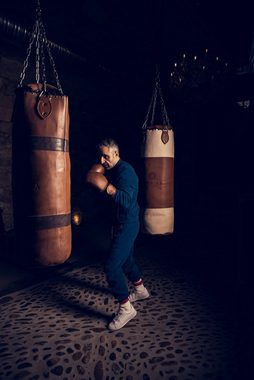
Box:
[98, 138, 119, 153]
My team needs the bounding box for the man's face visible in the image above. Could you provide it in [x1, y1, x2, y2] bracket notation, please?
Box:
[99, 145, 119, 170]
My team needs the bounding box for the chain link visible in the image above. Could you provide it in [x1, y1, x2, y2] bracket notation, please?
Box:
[150, 86, 158, 126]
[35, 21, 40, 83]
[18, 22, 37, 87]
[142, 87, 155, 130]
[40, 20, 63, 94]
[158, 86, 170, 128]
[142, 65, 171, 130]
[40, 42, 47, 90]
[18, 0, 63, 94]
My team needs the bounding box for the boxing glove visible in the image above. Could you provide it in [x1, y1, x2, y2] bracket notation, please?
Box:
[86, 171, 108, 192]
[86, 164, 116, 196]
[89, 163, 105, 174]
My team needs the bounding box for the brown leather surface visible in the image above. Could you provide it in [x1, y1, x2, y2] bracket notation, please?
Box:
[32, 226, 72, 266]
[22, 84, 69, 140]
[37, 95, 52, 119]
[12, 83, 71, 265]
[161, 130, 169, 144]
[144, 157, 174, 208]
[30, 150, 71, 215]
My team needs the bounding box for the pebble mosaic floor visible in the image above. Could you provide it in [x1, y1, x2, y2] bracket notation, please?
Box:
[0, 257, 237, 380]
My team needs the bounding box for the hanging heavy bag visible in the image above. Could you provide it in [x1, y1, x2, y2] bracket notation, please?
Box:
[142, 125, 174, 235]
[141, 67, 174, 235]
[12, 1, 71, 266]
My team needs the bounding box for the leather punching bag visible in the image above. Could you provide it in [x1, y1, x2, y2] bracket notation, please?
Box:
[141, 125, 174, 235]
[12, 83, 71, 266]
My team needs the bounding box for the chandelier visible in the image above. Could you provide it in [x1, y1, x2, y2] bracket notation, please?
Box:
[169, 48, 230, 90]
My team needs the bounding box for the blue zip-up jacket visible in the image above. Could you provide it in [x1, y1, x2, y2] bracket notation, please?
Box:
[106, 159, 140, 224]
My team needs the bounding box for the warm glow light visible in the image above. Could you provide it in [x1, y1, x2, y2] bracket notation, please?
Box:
[73, 215, 80, 224]
[174, 62, 177, 67]
[71, 209, 82, 226]
[194, 55, 197, 60]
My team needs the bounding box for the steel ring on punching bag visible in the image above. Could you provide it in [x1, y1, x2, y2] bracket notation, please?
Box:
[12, 83, 71, 266]
[142, 125, 174, 235]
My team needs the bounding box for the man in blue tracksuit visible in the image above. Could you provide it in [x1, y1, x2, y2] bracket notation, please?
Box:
[86, 138, 149, 330]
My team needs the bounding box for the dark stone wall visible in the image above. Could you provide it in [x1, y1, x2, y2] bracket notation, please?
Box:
[0, 55, 22, 231]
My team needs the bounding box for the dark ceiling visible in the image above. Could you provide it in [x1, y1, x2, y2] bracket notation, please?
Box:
[0, 0, 253, 73]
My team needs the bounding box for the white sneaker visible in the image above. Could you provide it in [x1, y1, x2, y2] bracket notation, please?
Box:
[129, 285, 150, 303]
[108, 301, 137, 331]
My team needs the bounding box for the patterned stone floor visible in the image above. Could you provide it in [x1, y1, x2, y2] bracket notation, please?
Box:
[0, 255, 238, 380]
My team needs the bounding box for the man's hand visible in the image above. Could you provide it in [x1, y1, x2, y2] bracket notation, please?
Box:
[105, 183, 117, 196]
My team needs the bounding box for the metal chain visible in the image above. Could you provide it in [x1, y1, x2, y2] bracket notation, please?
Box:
[42, 24, 63, 94]
[142, 67, 159, 129]
[37, 2, 63, 94]
[40, 42, 47, 90]
[155, 65, 170, 128]
[150, 85, 158, 126]
[158, 86, 170, 128]
[142, 65, 171, 130]
[142, 86, 155, 130]
[152, 64, 161, 125]
[142, 65, 163, 129]
[35, 21, 40, 83]
[18, 22, 37, 87]
[18, 0, 63, 94]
